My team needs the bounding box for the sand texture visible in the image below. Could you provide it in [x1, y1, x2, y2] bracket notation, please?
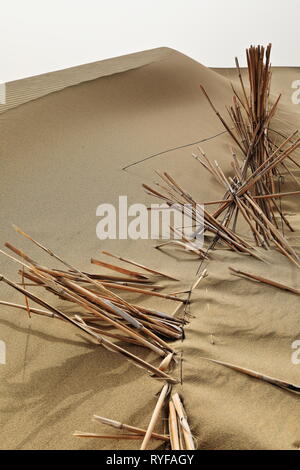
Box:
[0, 48, 300, 450]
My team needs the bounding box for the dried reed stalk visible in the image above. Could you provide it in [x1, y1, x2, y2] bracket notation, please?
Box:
[0, 300, 56, 318]
[74, 432, 145, 440]
[172, 393, 195, 450]
[172, 268, 208, 317]
[91, 258, 148, 279]
[229, 267, 300, 295]
[93, 415, 169, 441]
[140, 384, 170, 450]
[168, 400, 181, 450]
[202, 357, 300, 395]
[102, 251, 179, 281]
[158, 353, 175, 372]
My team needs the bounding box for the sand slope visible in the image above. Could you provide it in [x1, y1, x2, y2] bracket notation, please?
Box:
[0, 48, 300, 450]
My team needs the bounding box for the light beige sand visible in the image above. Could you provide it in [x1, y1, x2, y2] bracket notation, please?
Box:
[0, 48, 300, 450]
[0, 48, 169, 114]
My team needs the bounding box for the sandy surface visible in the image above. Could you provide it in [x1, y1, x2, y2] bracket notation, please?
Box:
[0, 48, 300, 450]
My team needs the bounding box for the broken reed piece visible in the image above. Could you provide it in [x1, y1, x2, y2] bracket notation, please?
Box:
[177, 416, 186, 450]
[91, 257, 149, 280]
[229, 267, 300, 295]
[172, 269, 208, 317]
[172, 393, 195, 450]
[0, 300, 56, 318]
[151, 353, 177, 380]
[169, 226, 208, 259]
[74, 432, 145, 440]
[72, 272, 154, 283]
[200, 190, 300, 207]
[100, 281, 162, 290]
[102, 250, 179, 281]
[140, 383, 170, 450]
[92, 280, 186, 302]
[93, 415, 169, 442]
[201, 357, 300, 395]
[21, 267, 31, 318]
[158, 352, 175, 372]
[191, 269, 208, 291]
[154, 239, 206, 258]
[168, 400, 181, 450]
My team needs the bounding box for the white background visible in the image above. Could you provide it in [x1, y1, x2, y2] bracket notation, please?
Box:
[1, 0, 299, 82]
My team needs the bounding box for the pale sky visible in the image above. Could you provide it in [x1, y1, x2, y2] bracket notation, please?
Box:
[1, 0, 299, 82]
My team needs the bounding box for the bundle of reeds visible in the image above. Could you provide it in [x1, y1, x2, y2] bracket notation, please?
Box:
[144, 45, 300, 266]
[74, 386, 195, 450]
[0, 226, 199, 383]
[139, 388, 195, 450]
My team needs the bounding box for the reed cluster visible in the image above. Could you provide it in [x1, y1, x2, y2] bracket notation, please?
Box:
[144, 45, 300, 266]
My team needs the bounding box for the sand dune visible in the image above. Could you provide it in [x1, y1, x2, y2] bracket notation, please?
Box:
[0, 48, 172, 114]
[0, 48, 300, 450]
